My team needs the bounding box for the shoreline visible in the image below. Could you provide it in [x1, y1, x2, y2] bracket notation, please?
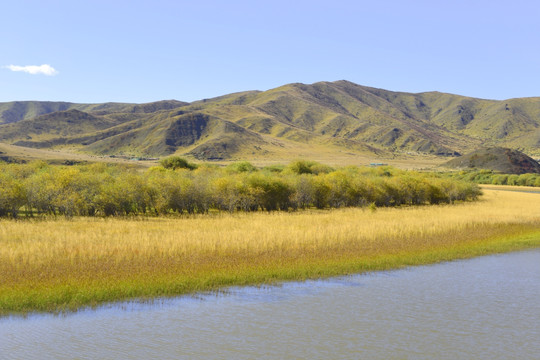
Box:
[1, 188, 540, 315]
[3, 230, 540, 317]
[5, 240, 540, 320]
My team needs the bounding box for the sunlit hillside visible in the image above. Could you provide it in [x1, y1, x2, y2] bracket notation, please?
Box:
[1, 81, 540, 163]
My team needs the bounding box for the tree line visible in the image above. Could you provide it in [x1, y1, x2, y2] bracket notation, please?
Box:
[0, 158, 481, 218]
[444, 169, 540, 187]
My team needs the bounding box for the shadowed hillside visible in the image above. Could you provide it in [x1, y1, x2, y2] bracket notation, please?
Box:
[1, 81, 540, 161]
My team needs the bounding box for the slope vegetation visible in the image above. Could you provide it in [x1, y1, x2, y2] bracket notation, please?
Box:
[1, 81, 539, 161]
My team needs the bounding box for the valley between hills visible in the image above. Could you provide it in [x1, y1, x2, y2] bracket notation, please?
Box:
[1, 80, 540, 168]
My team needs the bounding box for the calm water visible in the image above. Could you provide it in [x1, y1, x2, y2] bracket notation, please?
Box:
[2, 250, 539, 360]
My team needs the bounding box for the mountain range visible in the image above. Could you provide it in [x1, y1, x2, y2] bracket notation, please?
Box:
[1, 80, 539, 163]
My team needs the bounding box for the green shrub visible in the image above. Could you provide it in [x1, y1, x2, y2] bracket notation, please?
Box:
[159, 156, 197, 170]
[226, 161, 257, 173]
[286, 160, 316, 175]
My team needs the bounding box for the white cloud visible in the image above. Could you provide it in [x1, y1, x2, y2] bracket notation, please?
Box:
[4, 64, 58, 76]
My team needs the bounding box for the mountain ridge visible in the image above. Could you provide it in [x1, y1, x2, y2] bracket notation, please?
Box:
[1, 81, 539, 161]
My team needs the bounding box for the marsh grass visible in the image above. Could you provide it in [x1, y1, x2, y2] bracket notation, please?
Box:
[1, 188, 540, 314]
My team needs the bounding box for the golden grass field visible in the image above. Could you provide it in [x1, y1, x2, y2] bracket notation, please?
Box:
[1, 186, 540, 314]
[0, 142, 158, 167]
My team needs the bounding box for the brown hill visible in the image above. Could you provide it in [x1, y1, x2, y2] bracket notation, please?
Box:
[441, 147, 540, 174]
[1, 81, 540, 162]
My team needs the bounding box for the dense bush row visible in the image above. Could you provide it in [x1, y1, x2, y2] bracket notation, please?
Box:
[445, 170, 540, 187]
[0, 159, 481, 218]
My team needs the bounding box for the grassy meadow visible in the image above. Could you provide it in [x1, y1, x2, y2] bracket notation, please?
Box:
[1, 187, 540, 314]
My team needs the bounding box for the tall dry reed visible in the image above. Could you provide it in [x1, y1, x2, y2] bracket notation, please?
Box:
[1, 187, 539, 313]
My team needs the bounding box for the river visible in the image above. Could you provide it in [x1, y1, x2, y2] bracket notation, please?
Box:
[2, 249, 539, 359]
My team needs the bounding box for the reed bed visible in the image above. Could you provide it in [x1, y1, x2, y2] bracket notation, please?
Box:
[1, 188, 540, 314]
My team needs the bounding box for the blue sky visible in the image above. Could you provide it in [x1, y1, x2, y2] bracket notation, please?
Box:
[1, 0, 539, 103]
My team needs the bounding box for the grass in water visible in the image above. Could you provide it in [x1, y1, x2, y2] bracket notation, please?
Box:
[1, 187, 540, 315]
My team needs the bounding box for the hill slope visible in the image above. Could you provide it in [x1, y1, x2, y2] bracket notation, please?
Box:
[1, 81, 540, 161]
[0, 100, 188, 124]
[441, 147, 540, 174]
